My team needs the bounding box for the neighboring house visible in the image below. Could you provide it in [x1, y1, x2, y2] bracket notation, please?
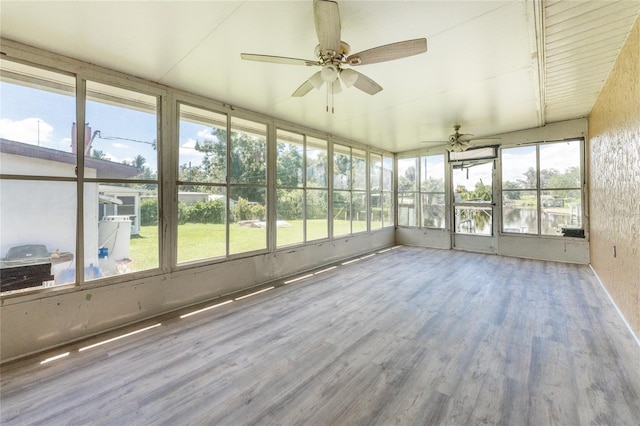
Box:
[99, 185, 147, 236]
[178, 192, 234, 211]
[0, 138, 140, 282]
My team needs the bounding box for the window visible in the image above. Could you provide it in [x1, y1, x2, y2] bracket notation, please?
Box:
[333, 143, 351, 236]
[382, 155, 394, 227]
[177, 104, 228, 263]
[276, 130, 328, 247]
[84, 80, 159, 280]
[0, 59, 78, 292]
[228, 117, 267, 254]
[501, 140, 583, 235]
[420, 155, 445, 228]
[351, 148, 367, 233]
[306, 136, 329, 241]
[397, 157, 418, 226]
[370, 153, 383, 230]
[333, 144, 367, 236]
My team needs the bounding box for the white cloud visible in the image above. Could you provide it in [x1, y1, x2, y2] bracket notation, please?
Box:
[180, 137, 205, 157]
[0, 117, 54, 145]
[182, 138, 198, 149]
[111, 142, 129, 149]
[197, 128, 216, 139]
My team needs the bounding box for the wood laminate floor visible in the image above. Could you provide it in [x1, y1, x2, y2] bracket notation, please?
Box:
[2, 246, 640, 425]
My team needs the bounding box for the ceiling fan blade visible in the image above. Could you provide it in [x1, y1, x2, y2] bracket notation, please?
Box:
[346, 38, 427, 66]
[292, 80, 315, 97]
[458, 134, 474, 142]
[351, 70, 383, 95]
[292, 71, 324, 97]
[241, 53, 319, 67]
[314, 0, 341, 55]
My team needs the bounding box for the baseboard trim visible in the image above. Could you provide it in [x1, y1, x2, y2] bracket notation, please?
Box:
[589, 264, 640, 348]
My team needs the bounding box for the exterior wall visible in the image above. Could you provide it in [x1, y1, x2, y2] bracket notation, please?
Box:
[0, 153, 99, 272]
[1, 228, 394, 362]
[588, 16, 640, 337]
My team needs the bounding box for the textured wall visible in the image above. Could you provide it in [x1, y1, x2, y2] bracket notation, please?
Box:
[588, 15, 640, 337]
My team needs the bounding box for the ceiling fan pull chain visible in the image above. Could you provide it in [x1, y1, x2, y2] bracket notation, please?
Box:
[326, 84, 329, 113]
[331, 83, 335, 114]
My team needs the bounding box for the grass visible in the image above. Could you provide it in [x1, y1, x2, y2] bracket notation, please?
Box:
[129, 219, 367, 269]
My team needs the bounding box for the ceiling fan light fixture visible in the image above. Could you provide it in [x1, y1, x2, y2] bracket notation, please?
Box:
[320, 64, 339, 83]
[340, 68, 358, 87]
[331, 79, 342, 94]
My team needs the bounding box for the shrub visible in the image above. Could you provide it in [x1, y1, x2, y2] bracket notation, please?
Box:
[140, 198, 158, 226]
[186, 199, 225, 224]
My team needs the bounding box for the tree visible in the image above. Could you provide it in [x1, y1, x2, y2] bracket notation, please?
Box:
[133, 154, 146, 170]
[91, 149, 107, 160]
[195, 127, 267, 202]
[277, 142, 303, 187]
[502, 181, 522, 200]
[398, 166, 416, 192]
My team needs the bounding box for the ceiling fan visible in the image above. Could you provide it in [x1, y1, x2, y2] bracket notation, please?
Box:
[422, 125, 500, 152]
[241, 0, 427, 103]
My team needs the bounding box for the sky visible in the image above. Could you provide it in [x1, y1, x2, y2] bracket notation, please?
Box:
[0, 81, 211, 174]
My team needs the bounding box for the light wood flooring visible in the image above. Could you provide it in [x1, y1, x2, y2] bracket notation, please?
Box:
[2, 246, 640, 425]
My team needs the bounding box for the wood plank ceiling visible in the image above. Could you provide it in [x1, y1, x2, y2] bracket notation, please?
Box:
[544, 0, 640, 123]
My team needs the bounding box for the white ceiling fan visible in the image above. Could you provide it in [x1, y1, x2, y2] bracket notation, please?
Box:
[241, 0, 427, 102]
[422, 125, 500, 152]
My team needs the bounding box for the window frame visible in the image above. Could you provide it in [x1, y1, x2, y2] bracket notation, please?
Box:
[500, 139, 585, 237]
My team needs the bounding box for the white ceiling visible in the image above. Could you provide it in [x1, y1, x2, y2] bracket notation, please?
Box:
[1, 1, 638, 153]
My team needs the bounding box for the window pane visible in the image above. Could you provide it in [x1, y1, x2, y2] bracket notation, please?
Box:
[422, 193, 445, 228]
[421, 155, 445, 192]
[277, 130, 304, 188]
[383, 156, 393, 192]
[1, 180, 76, 292]
[454, 206, 492, 235]
[276, 188, 304, 247]
[352, 148, 367, 190]
[87, 183, 159, 281]
[0, 59, 76, 178]
[230, 117, 267, 185]
[333, 190, 351, 236]
[382, 192, 394, 227]
[352, 191, 367, 233]
[503, 190, 537, 234]
[453, 161, 493, 202]
[370, 154, 383, 230]
[540, 141, 581, 189]
[398, 158, 417, 192]
[541, 189, 582, 235]
[370, 153, 382, 191]
[370, 192, 383, 230]
[502, 146, 537, 189]
[307, 189, 328, 241]
[398, 192, 418, 226]
[177, 185, 227, 263]
[229, 187, 266, 254]
[307, 137, 328, 188]
[333, 144, 351, 190]
[86, 81, 158, 180]
[178, 104, 227, 184]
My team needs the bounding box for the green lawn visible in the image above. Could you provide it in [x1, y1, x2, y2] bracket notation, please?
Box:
[129, 219, 365, 269]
